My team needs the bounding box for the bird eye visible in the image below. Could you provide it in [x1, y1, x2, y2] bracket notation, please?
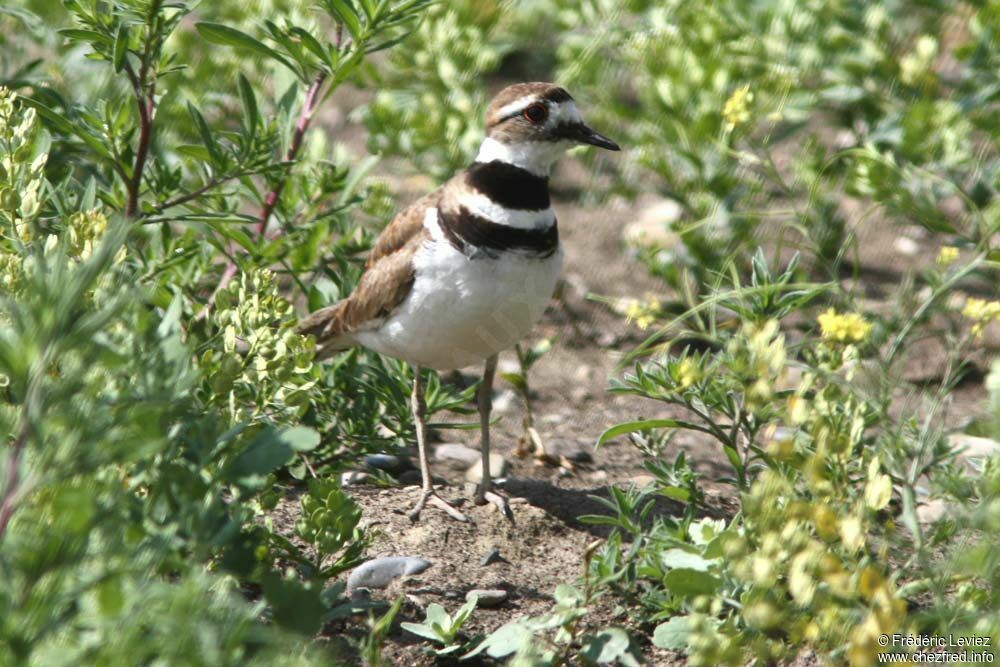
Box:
[523, 103, 548, 123]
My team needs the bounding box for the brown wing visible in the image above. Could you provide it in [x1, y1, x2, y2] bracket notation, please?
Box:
[297, 190, 440, 356]
[365, 190, 440, 268]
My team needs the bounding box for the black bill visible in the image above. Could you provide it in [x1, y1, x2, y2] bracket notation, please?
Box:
[556, 122, 622, 151]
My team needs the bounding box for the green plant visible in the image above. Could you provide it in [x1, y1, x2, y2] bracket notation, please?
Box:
[466, 582, 642, 666]
[400, 596, 478, 656]
[501, 338, 551, 459]
[359, 596, 405, 667]
[0, 0, 439, 661]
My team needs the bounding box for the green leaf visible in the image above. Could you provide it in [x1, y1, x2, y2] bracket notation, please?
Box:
[424, 603, 451, 631]
[580, 627, 639, 666]
[652, 616, 691, 650]
[261, 574, 325, 635]
[722, 444, 741, 471]
[400, 622, 443, 643]
[280, 426, 321, 452]
[597, 419, 684, 446]
[662, 568, 721, 597]
[113, 25, 128, 72]
[195, 22, 297, 75]
[59, 28, 113, 47]
[462, 621, 532, 659]
[223, 427, 297, 486]
[499, 371, 526, 392]
[237, 73, 258, 136]
[186, 102, 220, 165]
[324, 0, 364, 43]
[660, 549, 712, 572]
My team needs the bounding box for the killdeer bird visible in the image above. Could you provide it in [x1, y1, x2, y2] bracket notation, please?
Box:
[298, 82, 619, 521]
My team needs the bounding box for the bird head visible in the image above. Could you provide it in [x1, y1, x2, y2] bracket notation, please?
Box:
[477, 82, 620, 176]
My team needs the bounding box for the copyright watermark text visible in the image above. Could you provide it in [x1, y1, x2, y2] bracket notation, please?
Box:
[877, 634, 994, 664]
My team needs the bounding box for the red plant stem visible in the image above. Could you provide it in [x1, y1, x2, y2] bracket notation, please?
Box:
[256, 71, 327, 236]
[0, 421, 29, 543]
[126, 91, 155, 218]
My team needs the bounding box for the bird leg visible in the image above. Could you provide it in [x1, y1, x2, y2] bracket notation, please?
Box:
[475, 354, 511, 519]
[408, 364, 468, 523]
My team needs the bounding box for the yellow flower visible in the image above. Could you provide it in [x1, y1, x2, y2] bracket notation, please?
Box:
[817, 309, 872, 344]
[962, 297, 1000, 337]
[676, 357, 700, 389]
[623, 295, 660, 331]
[722, 85, 753, 131]
[936, 245, 959, 267]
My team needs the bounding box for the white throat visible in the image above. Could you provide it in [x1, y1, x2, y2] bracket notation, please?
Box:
[474, 137, 569, 177]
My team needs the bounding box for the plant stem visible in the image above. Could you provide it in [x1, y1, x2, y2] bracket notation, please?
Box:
[257, 71, 328, 235]
[0, 419, 29, 543]
[122, 3, 161, 218]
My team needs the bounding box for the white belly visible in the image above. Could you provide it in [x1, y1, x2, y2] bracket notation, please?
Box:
[356, 234, 562, 370]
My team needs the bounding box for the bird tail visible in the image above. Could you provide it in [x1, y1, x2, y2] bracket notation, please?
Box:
[296, 301, 356, 360]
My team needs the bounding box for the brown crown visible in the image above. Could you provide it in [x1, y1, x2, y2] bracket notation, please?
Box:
[485, 82, 574, 128]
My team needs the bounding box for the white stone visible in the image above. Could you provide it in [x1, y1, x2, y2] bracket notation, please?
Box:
[465, 454, 509, 483]
[434, 444, 481, 465]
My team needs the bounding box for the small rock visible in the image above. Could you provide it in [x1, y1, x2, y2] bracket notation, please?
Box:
[622, 199, 683, 249]
[949, 434, 1000, 462]
[398, 470, 446, 486]
[590, 470, 609, 483]
[630, 474, 657, 489]
[347, 556, 432, 591]
[480, 547, 507, 566]
[466, 454, 509, 483]
[916, 499, 951, 524]
[497, 358, 521, 376]
[549, 439, 594, 464]
[340, 471, 370, 486]
[596, 332, 618, 348]
[434, 444, 481, 465]
[894, 237, 920, 257]
[467, 589, 508, 608]
[365, 453, 409, 474]
[492, 388, 518, 414]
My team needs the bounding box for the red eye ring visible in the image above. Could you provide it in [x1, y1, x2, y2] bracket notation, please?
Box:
[523, 103, 548, 123]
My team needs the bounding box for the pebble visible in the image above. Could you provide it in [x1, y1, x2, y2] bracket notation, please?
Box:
[549, 439, 594, 464]
[365, 453, 409, 474]
[630, 474, 657, 489]
[465, 453, 509, 483]
[340, 471, 370, 486]
[398, 470, 446, 486]
[622, 199, 683, 249]
[949, 434, 1000, 463]
[347, 556, 432, 591]
[894, 237, 920, 256]
[466, 589, 508, 608]
[480, 547, 506, 566]
[434, 443, 482, 465]
[492, 388, 517, 414]
[916, 499, 950, 524]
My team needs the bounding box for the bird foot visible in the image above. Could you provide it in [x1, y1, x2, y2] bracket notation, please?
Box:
[408, 488, 468, 523]
[476, 488, 513, 521]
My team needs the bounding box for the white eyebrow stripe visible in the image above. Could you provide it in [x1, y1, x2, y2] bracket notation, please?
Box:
[496, 96, 539, 119]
